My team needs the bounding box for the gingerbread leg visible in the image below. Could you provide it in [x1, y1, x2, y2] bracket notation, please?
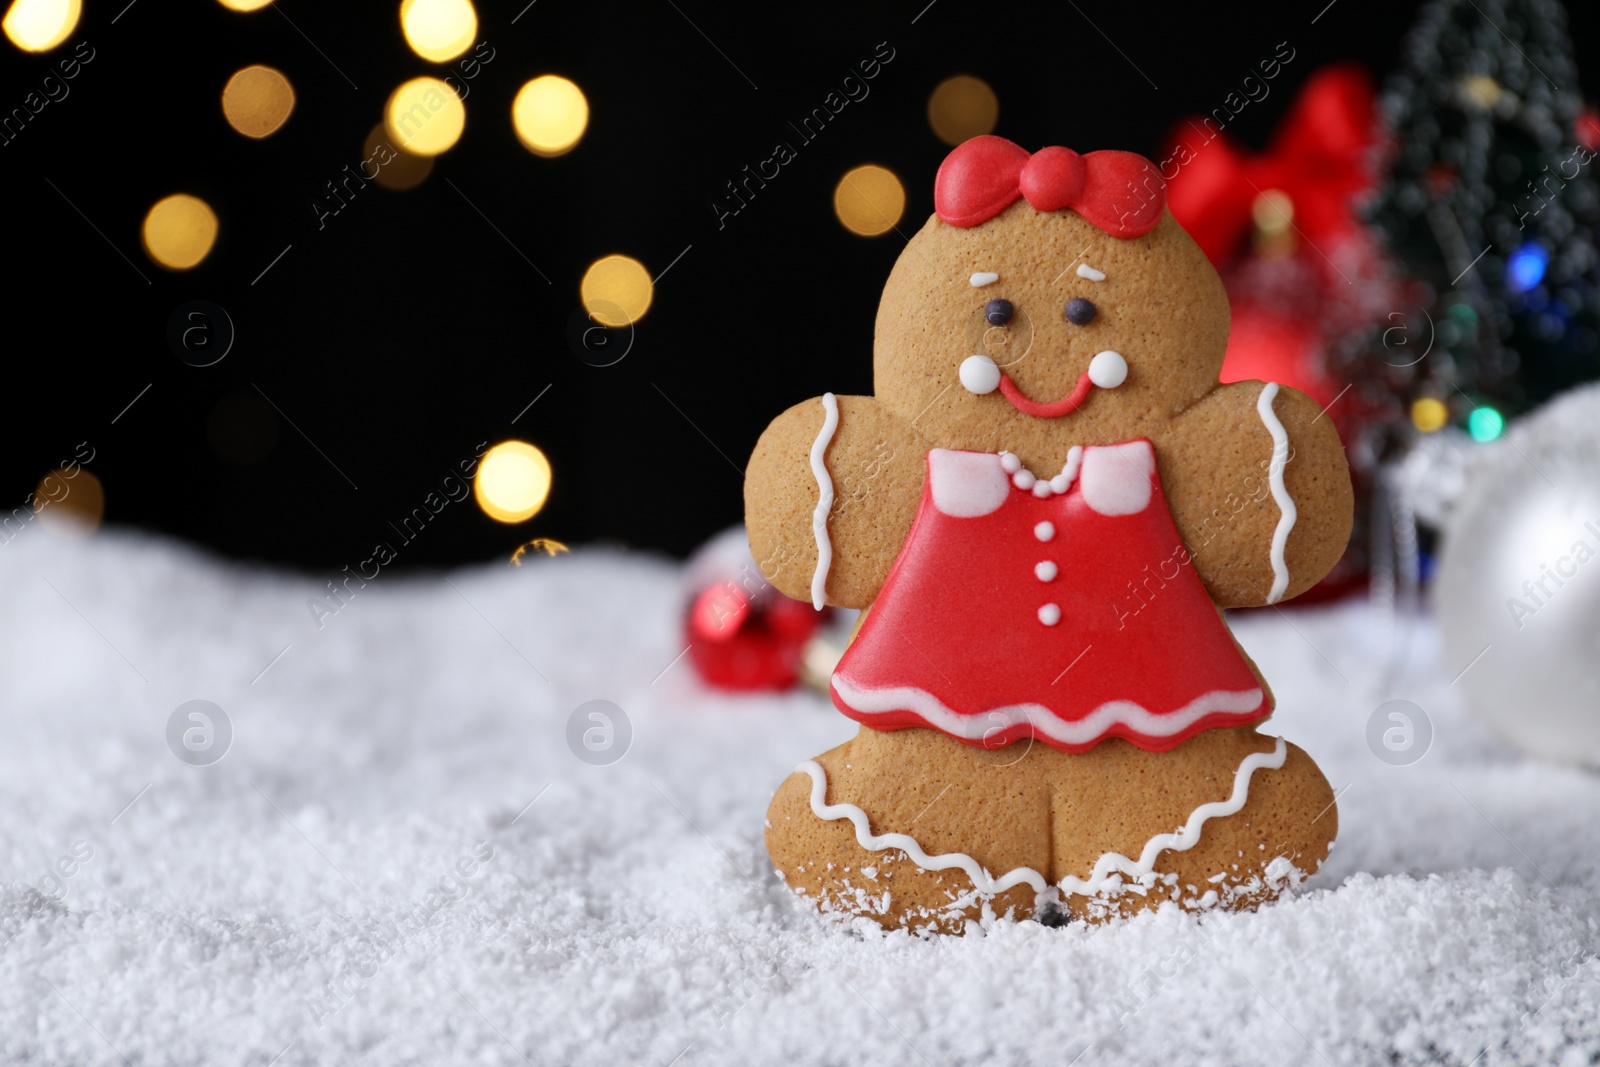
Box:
[1044, 726, 1337, 923]
[765, 726, 1052, 934]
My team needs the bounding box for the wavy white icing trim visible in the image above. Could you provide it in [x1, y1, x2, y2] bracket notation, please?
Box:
[809, 393, 840, 610]
[1057, 737, 1286, 895]
[830, 675, 1264, 746]
[1256, 382, 1297, 605]
[796, 758, 1048, 896]
[795, 737, 1287, 898]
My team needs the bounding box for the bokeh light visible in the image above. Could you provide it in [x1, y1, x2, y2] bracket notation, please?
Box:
[400, 0, 476, 63]
[142, 194, 218, 270]
[512, 75, 589, 157]
[833, 165, 905, 236]
[1469, 405, 1505, 442]
[217, 0, 274, 10]
[384, 77, 465, 156]
[927, 74, 998, 146]
[1505, 242, 1548, 293]
[474, 441, 552, 524]
[3, 0, 81, 52]
[1410, 396, 1448, 433]
[222, 65, 295, 139]
[35, 467, 103, 539]
[580, 255, 653, 327]
[364, 124, 434, 191]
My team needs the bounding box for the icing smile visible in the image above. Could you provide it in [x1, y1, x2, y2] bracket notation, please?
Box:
[1000, 371, 1095, 418]
[960, 350, 1129, 418]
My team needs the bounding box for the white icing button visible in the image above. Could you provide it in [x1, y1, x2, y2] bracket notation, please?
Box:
[1077, 263, 1106, 281]
[1012, 469, 1036, 491]
[960, 354, 1001, 395]
[999, 451, 1022, 474]
[1088, 350, 1128, 388]
[1038, 603, 1061, 626]
[1035, 561, 1058, 581]
[1032, 480, 1053, 498]
[1034, 521, 1055, 542]
[969, 271, 999, 287]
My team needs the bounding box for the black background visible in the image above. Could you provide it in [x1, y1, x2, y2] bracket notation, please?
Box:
[4, 0, 1597, 572]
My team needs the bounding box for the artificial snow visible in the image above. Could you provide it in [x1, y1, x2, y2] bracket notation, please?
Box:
[1, 528, 1596, 1066]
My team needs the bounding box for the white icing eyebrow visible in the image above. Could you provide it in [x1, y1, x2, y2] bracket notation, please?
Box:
[1077, 263, 1106, 281]
[969, 271, 999, 287]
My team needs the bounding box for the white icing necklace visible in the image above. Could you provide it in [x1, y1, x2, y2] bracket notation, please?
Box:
[996, 445, 1084, 498]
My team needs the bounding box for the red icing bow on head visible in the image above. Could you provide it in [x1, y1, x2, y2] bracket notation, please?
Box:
[934, 135, 1166, 237]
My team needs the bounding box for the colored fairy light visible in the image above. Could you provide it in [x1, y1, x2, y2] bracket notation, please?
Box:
[1504, 242, 1548, 293]
[1468, 406, 1505, 442]
[834, 165, 905, 236]
[474, 441, 552, 524]
[1410, 397, 1448, 433]
[512, 76, 588, 157]
[580, 255, 653, 327]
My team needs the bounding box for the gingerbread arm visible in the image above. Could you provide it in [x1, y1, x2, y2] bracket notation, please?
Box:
[744, 394, 928, 609]
[1153, 380, 1353, 608]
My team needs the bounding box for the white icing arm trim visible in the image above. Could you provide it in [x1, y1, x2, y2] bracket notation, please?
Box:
[808, 393, 840, 610]
[1057, 737, 1287, 895]
[1256, 383, 1297, 605]
[831, 675, 1264, 747]
[796, 737, 1287, 899]
[796, 759, 1049, 896]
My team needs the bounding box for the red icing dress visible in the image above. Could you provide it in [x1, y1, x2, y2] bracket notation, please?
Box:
[830, 440, 1268, 753]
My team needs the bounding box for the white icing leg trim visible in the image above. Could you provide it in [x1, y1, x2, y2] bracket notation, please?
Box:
[795, 736, 1287, 900]
[808, 393, 840, 610]
[1056, 737, 1287, 896]
[830, 674, 1264, 747]
[796, 759, 1050, 896]
[1256, 382, 1297, 605]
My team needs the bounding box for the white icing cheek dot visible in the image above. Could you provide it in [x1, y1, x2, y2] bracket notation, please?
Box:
[1035, 561, 1058, 581]
[969, 271, 999, 287]
[1077, 263, 1106, 281]
[1034, 521, 1055, 542]
[1038, 603, 1061, 626]
[1088, 350, 1128, 389]
[960, 354, 1001, 395]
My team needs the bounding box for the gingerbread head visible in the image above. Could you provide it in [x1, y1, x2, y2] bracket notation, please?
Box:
[748, 137, 1351, 932]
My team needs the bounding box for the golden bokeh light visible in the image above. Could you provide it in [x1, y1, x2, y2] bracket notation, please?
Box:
[474, 441, 552, 524]
[833, 165, 905, 237]
[927, 74, 998, 146]
[3, 0, 80, 51]
[35, 467, 103, 539]
[580, 255, 653, 328]
[384, 76, 465, 157]
[1411, 396, 1449, 433]
[364, 124, 434, 191]
[512, 75, 589, 157]
[222, 65, 296, 139]
[217, 0, 274, 10]
[400, 0, 476, 63]
[142, 194, 219, 270]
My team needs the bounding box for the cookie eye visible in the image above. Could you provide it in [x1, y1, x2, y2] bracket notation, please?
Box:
[1064, 298, 1096, 325]
[984, 299, 1013, 326]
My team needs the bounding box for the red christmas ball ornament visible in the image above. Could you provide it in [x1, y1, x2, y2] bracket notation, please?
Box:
[1220, 305, 1342, 413]
[682, 527, 828, 691]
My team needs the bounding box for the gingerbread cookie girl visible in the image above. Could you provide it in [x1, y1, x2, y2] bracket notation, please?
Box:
[747, 137, 1352, 933]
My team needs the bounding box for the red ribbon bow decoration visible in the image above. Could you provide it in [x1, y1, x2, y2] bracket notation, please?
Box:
[1163, 64, 1378, 265]
[934, 135, 1167, 237]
